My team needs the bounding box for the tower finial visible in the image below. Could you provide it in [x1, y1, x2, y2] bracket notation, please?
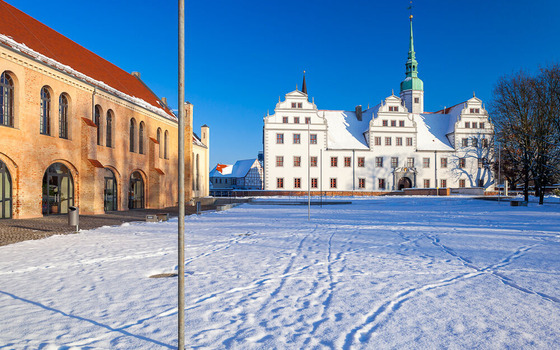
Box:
[302, 70, 307, 95]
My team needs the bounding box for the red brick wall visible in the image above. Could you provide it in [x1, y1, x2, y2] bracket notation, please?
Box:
[0, 48, 195, 218]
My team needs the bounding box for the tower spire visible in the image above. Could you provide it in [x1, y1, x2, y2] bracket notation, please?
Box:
[400, 2, 424, 114]
[406, 14, 418, 79]
[302, 70, 307, 95]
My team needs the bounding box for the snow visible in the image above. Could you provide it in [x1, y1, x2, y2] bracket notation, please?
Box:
[322, 110, 370, 150]
[1, 197, 560, 349]
[416, 114, 454, 151]
[0, 34, 176, 122]
[210, 159, 257, 178]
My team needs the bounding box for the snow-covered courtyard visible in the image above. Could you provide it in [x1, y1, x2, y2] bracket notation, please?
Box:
[1, 197, 560, 349]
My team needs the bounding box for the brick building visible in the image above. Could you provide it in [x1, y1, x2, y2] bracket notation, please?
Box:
[0, 1, 209, 219]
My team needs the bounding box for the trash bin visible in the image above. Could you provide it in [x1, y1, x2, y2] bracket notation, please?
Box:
[68, 206, 79, 230]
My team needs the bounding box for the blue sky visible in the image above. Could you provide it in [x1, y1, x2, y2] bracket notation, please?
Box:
[8, 0, 560, 167]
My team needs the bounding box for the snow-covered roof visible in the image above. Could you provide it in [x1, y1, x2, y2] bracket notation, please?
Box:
[0, 1, 176, 121]
[322, 110, 371, 150]
[430, 102, 466, 135]
[416, 114, 454, 151]
[210, 159, 258, 178]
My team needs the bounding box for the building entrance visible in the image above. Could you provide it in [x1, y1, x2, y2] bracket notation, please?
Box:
[398, 177, 412, 190]
[104, 168, 117, 212]
[128, 171, 144, 209]
[0, 160, 12, 219]
[42, 163, 74, 215]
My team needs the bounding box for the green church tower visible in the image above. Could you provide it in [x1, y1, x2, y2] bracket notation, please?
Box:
[400, 15, 424, 113]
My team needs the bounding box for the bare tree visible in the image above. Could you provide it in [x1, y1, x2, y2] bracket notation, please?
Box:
[532, 65, 560, 204]
[491, 64, 560, 204]
[491, 71, 535, 202]
[450, 133, 494, 188]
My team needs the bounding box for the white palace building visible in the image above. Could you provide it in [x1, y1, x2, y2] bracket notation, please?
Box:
[263, 17, 494, 193]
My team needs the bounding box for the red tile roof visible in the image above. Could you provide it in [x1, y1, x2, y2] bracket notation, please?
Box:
[0, 0, 175, 119]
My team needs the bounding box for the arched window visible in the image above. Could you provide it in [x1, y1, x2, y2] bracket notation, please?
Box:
[192, 152, 195, 190]
[94, 105, 102, 145]
[0, 72, 14, 128]
[138, 121, 145, 154]
[164, 130, 169, 159]
[106, 110, 113, 148]
[40, 86, 51, 135]
[129, 118, 136, 152]
[59, 94, 69, 139]
[196, 154, 200, 191]
[157, 128, 162, 158]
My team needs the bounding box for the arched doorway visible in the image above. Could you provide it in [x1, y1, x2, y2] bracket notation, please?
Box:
[128, 171, 144, 209]
[104, 168, 117, 212]
[0, 160, 12, 219]
[42, 163, 74, 215]
[398, 177, 412, 190]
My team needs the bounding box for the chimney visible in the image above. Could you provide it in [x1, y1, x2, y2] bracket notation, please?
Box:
[161, 97, 167, 106]
[131, 71, 141, 78]
[355, 105, 362, 121]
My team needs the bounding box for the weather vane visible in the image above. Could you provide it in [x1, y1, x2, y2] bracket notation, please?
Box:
[408, 0, 413, 19]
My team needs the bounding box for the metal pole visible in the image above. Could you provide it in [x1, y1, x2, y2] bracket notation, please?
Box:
[178, 0, 186, 348]
[498, 144, 501, 203]
[352, 150, 355, 194]
[434, 150, 438, 196]
[308, 122, 310, 220]
[320, 148, 323, 208]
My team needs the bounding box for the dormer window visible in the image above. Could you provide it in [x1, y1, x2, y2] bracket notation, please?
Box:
[291, 102, 296, 108]
[389, 106, 398, 112]
[294, 117, 300, 124]
[297, 103, 302, 108]
[282, 116, 288, 123]
[469, 108, 480, 114]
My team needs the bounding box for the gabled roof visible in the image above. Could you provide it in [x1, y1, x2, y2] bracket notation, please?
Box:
[0, 0, 175, 120]
[210, 159, 259, 178]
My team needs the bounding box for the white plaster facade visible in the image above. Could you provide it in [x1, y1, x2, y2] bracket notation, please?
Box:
[262, 19, 494, 192]
[263, 93, 493, 192]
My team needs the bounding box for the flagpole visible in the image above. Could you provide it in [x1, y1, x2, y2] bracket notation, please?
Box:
[308, 121, 310, 221]
[178, 0, 186, 348]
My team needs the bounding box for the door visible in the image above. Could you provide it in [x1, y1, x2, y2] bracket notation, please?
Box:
[128, 171, 144, 209]
[0, 160, 11, 219]
[104, 168, 117, 212]
[42, 163, 74, 215]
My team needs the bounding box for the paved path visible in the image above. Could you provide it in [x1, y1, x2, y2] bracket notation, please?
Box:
[0, 205, 212, 247]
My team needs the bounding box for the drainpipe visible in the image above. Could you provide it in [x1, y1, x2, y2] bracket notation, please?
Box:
[434, 150, 438, 195]
[92, 87, 96, 120]
[352, 149, 355, 193]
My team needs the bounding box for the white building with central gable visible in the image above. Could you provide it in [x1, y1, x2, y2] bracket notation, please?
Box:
[263, 16, 494, 193]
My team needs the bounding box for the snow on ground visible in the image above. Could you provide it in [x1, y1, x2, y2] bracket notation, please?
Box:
[1, 197, 560, 349]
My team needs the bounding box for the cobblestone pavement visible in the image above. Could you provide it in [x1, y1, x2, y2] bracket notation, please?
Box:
[0, 204, 218, 247]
